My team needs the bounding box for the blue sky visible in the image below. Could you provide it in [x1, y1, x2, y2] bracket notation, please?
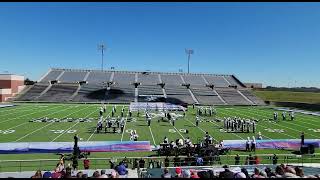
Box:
[0, 2, 319, 87]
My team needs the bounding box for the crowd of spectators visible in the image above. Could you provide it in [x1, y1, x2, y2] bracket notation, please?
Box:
[29, 157, 129, 178]
[160, 164, 320, 178]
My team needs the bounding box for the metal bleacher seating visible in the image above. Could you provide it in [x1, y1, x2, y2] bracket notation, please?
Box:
[216, 88, 252, 105]
[15, 84, 49, 101]
[190, 86, 225, 105]
[37, 84, 79, 102]
[15, 68, 265, 106]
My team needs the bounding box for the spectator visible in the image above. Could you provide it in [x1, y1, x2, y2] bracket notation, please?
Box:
[92, 170, 101, 178]
[264, 167, 276, 178]
[164, 156, 170, 167]
[272, 154, 278, 165]
[51, 167, 62, 178]
[196, 156, 203, 166]
[275, 166, 285, 178]
[99, 169, 109, 178]
[175, 167, 182, 178]
[31, 170, 42, 178]
[219, 165, 234, 178]
[234, 171, 246, 178]
[161, 168, 172, 178]
[76, 171, 83, 178]
[254, 155, 260, 165]
[110, 170, 118, 178]
[248, 154, 255, 165]
[139, 158, 145, 169]
[182, 169, 191, 178]
[241, 168, 249, 178]
[295, 166, 305, 178]
[65, 163, 72, 176]
[117, 162, 128, 175]
[190, 170, 200, 178]
[81, 174, 88, 178]
[83, 157, 90, 170]
[234, 154, 240, 165]
[251, 167, 263, 178]
[42, 171, 52, 178]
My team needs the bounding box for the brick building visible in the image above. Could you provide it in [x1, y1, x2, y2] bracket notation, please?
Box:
[0, 74, 25, 102]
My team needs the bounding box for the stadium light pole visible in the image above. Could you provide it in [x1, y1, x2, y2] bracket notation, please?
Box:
[98, 43, 106, 71]
[185, 49, 194, 74]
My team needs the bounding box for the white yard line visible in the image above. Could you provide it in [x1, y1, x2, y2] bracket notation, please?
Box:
[0, 105, 63, 124]
[120, 108, 130, 142]
[5, 122, 29, 131]
[0, 106, 37, 116]
[148, 126, 157, 146]
[14, 105, 83, 142]
[50, 106, 94, 142]
[242, 108, 318, 138]
[171, 121, 185, 140]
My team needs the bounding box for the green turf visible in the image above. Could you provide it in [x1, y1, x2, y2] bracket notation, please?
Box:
[0, 103, 320, 172]
[253, 90, 320, 104]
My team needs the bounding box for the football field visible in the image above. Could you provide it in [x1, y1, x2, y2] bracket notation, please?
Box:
[0, 103, 320, 160]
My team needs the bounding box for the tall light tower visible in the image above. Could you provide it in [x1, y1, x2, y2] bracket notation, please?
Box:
[98, 43, 106, 71]
[185, 48, 194, 74]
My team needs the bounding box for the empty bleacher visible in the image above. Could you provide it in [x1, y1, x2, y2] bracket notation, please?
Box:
[37, 84, 79, 102]
[58, 71, 87, 83]
[239, 89, 265, 105]
[39, 70, 63, 83]
[16, 84, 49, 101]
[160, 74, 183, 86]
[216, 88, 252, 105]
[16, 68, 264, 106]
[165, 85, 195, 104]
[86, 71, 112, 84]
[203, 75, 230, 87]
[182, 75, 206, 86]
[72, 84, 106, 102]
[137, 73, 160, 85]
[190, 87, 224, 105]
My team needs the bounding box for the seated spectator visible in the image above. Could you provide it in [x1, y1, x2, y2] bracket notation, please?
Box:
[190, 170, 200, 178]
[31, 170, 42, 178]
[234, 171, 246, 178]
[241, 168, 249, 178]
[42, 171, 52, 178]
[99, 169, 109, 178]
[175, 167, 182, 178]
[251, 167, 261, 178]
[76, 171, 83, 178]
[92, 170, 101, 178]
[295, 166, 305, 178]
[182, 169, 191, 178]
[219, 165, 234, 178]
[117, 162, 128, 175]
[264, 167, 276, 178]
[51, 167, 62, 178]
[81, 174, 88, 178]
[275, 165, 285, 178]
[110, 170, 118, 178]
[161, 168, 172, 178]
[197, 171, 210, 178]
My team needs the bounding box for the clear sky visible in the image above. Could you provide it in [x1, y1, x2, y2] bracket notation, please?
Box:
[0, 2, 319, 88]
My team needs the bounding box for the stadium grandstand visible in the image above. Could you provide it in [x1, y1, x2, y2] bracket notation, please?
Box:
[14, 68, 264, 106]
